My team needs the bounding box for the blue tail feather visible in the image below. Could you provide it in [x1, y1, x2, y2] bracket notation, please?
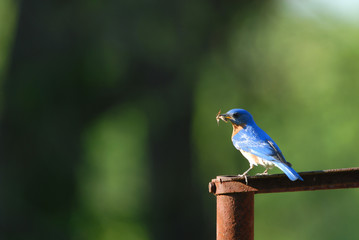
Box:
[274, 162, 303, 181]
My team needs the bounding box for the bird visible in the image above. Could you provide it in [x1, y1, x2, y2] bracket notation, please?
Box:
[216, 108, 303, 181]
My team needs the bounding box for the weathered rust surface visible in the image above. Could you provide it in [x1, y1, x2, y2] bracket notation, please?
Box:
[211, 181, 257, 195]
[210, 168, 359, 195]
[209, 181, 216, 193]
[210, 168, 359, 240]
[217, 192, 254, 240]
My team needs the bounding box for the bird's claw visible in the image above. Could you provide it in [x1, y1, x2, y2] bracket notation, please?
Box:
[238, 174, 248, 185]
[256, 172, 269, 176]
[256, 169, 269, 176]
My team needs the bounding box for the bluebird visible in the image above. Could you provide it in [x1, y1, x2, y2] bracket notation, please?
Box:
[216, 109, 303, 181]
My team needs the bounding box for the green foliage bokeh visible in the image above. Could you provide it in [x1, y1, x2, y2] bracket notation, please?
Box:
[1, 1, 359, 240]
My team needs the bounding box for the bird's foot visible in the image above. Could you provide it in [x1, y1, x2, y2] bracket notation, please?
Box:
[256, 169, 269, 176]
[238, 174, 248, 185]
[238, 166, 254, 185]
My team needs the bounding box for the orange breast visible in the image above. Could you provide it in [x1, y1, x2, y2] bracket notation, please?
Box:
[231, 123, 245, 139]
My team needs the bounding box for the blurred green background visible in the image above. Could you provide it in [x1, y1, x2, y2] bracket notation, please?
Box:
[1, 0, 359, 239]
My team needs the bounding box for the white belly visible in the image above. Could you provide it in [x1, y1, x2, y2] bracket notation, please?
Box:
[239, 150, 275, 168]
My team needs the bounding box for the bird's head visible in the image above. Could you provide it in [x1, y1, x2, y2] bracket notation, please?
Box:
[216, 109, 254, 126]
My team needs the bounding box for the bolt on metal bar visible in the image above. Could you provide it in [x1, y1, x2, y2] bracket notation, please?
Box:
[209, 167, 359, 240]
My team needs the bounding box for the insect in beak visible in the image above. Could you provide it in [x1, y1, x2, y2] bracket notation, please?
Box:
[216, 110, 229, 125]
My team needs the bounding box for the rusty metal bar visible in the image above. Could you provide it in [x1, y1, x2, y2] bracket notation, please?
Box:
[217, 193, 254, 240]
[209, 167, 359, 195]
[209, 168, 359, 240]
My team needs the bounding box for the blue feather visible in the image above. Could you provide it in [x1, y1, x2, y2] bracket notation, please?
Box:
[274, 162, 304, 181]
[222, 108, 303, 181]
[232, 124, 282, 162]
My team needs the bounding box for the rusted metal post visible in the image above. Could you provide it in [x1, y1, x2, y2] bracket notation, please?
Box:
[209, 168, 359, 240]
[209, 180, 257, 240]
[217, 192, 254, 240]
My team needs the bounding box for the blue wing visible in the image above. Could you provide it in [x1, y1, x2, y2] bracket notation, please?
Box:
[232, 125, 286, 163]
[232, 125, 303, 181]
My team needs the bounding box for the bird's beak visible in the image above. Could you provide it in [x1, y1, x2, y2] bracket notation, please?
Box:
[216, 110, 231, 125]
[219, 114, 230, 122]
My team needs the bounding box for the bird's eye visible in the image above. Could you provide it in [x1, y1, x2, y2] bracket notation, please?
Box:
[232, 113, 239, 118]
